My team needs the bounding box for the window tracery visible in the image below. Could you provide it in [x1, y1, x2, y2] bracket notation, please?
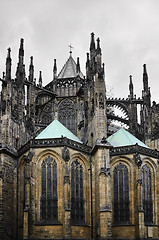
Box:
[41, 156, 58, 222]
[58, 99, 76, 134]
[142, 165, 153, 224]
[113, 163, 129, 224]
[71, 159, 84, 224]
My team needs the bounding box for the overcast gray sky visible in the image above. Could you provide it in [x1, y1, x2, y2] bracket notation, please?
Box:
[0, 0, 159, 102]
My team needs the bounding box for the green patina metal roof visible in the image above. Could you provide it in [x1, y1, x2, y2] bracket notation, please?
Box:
[107, 128, 149, 148]
[36, 119, 82, 144]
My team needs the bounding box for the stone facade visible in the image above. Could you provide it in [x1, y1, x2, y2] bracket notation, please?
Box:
[0, 33, 159, 240]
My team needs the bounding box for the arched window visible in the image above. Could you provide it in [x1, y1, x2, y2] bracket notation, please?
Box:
[71, 160, 84, 223]
[142, 165, 153, 224]
[113, 163, 129, 224]
[41, 156, 58, 222]
[58, 99, 76, 134]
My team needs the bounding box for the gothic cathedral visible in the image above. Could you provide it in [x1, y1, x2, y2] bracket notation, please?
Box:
[0, 33, 159, 240]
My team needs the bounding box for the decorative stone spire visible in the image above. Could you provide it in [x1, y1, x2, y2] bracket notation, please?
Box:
[129, 75, 134, 99]
[142, 64, 151, 109]
[28, 56, 34, 82]
[76, 57, 80, 75]
[6, 47, 12, 80]
[90, 32, 95, 51]
[96, 38, 101, 54]
[38, 71, 42, 87]
[143, 64, 148, 92]
[53, 59, 57, 79]
[16, 38, 25, 81]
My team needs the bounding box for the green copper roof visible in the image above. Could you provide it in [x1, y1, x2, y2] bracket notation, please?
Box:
[107, 128, 149, 148]
[36, 119, 82, 144]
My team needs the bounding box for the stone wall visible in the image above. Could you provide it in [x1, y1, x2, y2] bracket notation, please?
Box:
[0, 153, 17, 240]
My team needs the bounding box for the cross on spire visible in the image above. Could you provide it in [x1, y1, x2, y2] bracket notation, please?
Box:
[68, 44, 73, 55]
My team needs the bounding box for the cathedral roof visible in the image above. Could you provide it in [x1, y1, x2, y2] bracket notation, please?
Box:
[35, 119, 82, 144]
[57, 54, 84, 79]
[107, 128, 149, 148]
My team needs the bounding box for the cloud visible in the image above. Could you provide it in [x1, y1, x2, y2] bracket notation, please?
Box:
[0, 0, 159, 101]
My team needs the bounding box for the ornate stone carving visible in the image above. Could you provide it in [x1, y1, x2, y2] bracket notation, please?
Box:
[62, 146, 70, 162]
[134, 152, 142, 168]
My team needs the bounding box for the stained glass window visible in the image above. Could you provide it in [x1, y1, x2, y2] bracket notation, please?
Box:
[71, 160, 84, 223]
[142, 165, 153, 224]
[113, 163, 129, 224]
[58, 99, 76, 134]
[41, 156, 58, 222]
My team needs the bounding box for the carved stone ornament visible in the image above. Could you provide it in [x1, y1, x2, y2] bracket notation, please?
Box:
[62, 146, 70, 162]
[134, 152, 142, 168]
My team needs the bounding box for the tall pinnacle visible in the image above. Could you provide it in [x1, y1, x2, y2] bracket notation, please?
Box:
[129, 75, 134, 99]
[76, 57, 80, 75]
[53, 59, 57, 79]
[29, 56, 34, 82]
[96, 38, 101, 54]
[16, 38, 25, 80]
[39, 71, 42, 87]
[6, 47, 12, 80]
[143, 64, 148, 92]
[90, 32, 95, 51]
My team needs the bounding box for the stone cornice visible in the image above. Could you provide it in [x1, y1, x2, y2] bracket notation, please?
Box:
[18, 137, 91, 157]
[110, 143, 159, 159]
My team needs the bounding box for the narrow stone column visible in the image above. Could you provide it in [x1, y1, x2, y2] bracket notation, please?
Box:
[99, 167, 112, 239]
[63, 173, 71, 239]
[137, 178, 145, 239]
[62, 147, 71, 239]
[23, 210, 29, 239]
[23, 158, 31, 239]
[0, 175, 4, 238]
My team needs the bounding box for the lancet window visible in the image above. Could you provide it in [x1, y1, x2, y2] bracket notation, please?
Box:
[142, 165, 153, 224]
[41, 156, 58, 222]
[58, 99, 76, 134]
[71, 159, 84, 223]
[113, 163, 130, 224]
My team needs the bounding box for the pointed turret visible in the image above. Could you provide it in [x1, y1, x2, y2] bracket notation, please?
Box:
[28, 56, 34, 82]
[5, 47, 12, 81]
[53, 59, 57, 79]
[76, 57, 80, 75]
[129, 75, 134, 99]
[38, 71, 42, 87]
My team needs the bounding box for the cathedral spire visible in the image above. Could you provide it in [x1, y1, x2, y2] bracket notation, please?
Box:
[53, 59, 57, 79]
[28, 56, 34, 82]
[5, 47, 12, 80]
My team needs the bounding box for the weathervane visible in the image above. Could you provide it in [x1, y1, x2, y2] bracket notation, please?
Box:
[68, 44, 73, 55]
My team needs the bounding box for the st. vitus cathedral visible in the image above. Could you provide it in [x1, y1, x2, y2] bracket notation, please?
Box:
[1, 33, 159, 240]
